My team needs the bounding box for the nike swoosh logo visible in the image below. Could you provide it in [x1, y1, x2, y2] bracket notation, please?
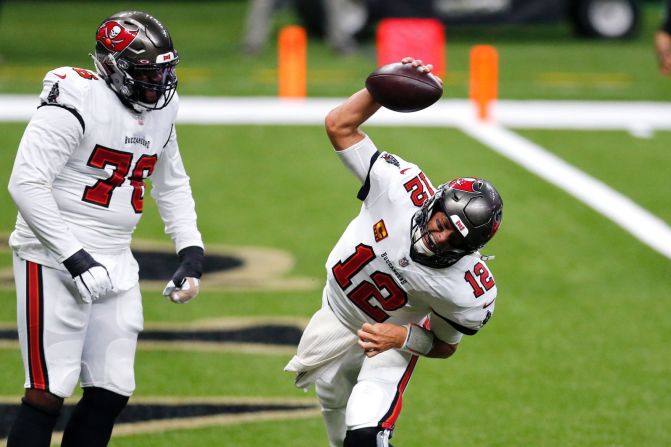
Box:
[483, 299, 495, 309]
[54, 73, 66, 79]
[400, 168, 411, 174]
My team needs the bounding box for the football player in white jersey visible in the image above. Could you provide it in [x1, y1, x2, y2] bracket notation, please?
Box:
[6, 11, 204, 447]
[285, 58, 503, 447]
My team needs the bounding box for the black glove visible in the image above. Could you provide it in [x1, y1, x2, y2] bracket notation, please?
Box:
[162, 246, 204, 303]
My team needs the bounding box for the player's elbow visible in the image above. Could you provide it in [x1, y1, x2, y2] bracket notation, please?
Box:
[325, 108, 343, 137]
[8, 172, 47, 205]
[429, 341, 458, 359]
[325, 107, 356, 142]
[7, 173, 24, 203]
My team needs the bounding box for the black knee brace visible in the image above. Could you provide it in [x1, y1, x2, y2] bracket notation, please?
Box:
[61, 387, 129, 447]
[344, 426, 391, 447]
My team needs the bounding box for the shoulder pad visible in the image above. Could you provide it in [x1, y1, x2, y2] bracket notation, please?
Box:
[427, 255, 497, 335]
[39, 67, 99, 114]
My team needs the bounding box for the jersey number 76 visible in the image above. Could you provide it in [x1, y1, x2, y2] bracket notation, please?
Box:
[82, 144, 157, 213]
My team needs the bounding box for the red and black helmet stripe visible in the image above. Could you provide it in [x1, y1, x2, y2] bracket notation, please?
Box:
[25, 261, 49, 391]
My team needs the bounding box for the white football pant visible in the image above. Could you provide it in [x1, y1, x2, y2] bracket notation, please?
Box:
[13, 253, 143, 397]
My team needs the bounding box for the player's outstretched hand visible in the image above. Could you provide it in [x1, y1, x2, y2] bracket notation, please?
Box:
[63, 249, 113, 303]
[163, 246, 204, 304]
[357, 322, 408, 358]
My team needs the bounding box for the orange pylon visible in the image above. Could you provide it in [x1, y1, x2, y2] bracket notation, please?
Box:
[470, 45, 498, 121]
[278, 26, 307, 98]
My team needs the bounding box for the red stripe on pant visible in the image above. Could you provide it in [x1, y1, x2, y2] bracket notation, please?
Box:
[379, 354, 419, 430]
[26, 261, 48, 390]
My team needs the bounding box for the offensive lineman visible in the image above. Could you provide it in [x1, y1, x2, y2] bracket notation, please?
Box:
[285, 58, 503, 446]
[6, 11, 204, 447]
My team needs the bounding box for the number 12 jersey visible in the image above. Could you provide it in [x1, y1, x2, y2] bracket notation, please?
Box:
[324, 136, 497, 345]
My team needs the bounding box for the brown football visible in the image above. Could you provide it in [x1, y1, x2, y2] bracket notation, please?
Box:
[365, 62, 443, 113]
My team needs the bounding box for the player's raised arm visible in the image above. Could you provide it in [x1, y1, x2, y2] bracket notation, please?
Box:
[325, 88, 381, 151]
[326, 57, 440, 186]
[325, 57, 440, 151]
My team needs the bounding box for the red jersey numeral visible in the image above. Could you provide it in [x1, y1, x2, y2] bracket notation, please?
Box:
[464, 262, 495, 298]
[333, 244, 376, 289]
[129, 154, 157, 213]
[332, 244, 408, 323]
[82, 145, 156, 213]
[403, 172, 435, 207]
[83, 145, 133, 207]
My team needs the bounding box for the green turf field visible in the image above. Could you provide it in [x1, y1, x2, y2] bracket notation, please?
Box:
[1, 2, 670, 446]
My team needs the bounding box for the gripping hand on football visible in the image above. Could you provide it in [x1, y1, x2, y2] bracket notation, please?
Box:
[63, 249, 114, 304]
[400, 56, 443, 86]
[163, 246, 204, 304]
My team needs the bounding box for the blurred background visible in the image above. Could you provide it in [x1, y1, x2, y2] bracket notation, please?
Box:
[0, 0, 670, 100]
[0, 1, 670, 446]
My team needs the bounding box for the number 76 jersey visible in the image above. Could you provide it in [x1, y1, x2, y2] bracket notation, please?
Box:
[9, 67, 201, 278]
[324, 149, 497, 345]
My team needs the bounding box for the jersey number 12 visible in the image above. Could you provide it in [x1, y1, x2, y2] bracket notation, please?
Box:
[331, 244, 408, 322]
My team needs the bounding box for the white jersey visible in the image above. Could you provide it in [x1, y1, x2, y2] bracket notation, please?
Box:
[8, 66, 203, 289]
[325, 137, 496, 345]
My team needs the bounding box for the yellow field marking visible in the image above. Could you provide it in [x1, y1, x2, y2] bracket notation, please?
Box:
[0, 396, 321, 446]
[0, 66, 212, 82]
[0, 395, 317, 405]
[138, 341, 297, 355]
[0, 235, 320, 292]
[537, 72, 631, 88]
[144, 316, 309, 330]
[0, 316, 307, 354]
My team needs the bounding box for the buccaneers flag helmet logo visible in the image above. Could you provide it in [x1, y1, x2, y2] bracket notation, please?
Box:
[448, 177, 480, 193]
[96, 20, 138, 53]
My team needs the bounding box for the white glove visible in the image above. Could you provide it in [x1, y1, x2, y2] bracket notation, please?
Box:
[74, 265, 113, 304]
[163, 277, 200, 304]
[63, 249, 114, 304]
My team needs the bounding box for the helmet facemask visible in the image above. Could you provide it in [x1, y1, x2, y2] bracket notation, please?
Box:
[409, 178, 503, 269]
[410, 191, 472, 268]
[123, 59, 178, 110]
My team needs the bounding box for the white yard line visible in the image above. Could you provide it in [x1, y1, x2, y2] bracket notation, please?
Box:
[459, 121, 671, 260]
[1, 96, 669, 259]
[3, 96, 671, 129]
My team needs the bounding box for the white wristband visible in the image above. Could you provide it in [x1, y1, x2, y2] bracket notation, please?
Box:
[401, 323, 434, 356]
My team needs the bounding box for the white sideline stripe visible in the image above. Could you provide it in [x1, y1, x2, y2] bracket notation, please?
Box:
[1, 95, 669, 258]
[460, 121, 671, 260]
[3, 95, 671, 129]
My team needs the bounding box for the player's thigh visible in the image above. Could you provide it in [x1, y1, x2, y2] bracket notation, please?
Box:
[316, 344, 365, 410]
[346, 349, 418, 430]
[13, 253, 88, 398]
[80, 284, 143, 396]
